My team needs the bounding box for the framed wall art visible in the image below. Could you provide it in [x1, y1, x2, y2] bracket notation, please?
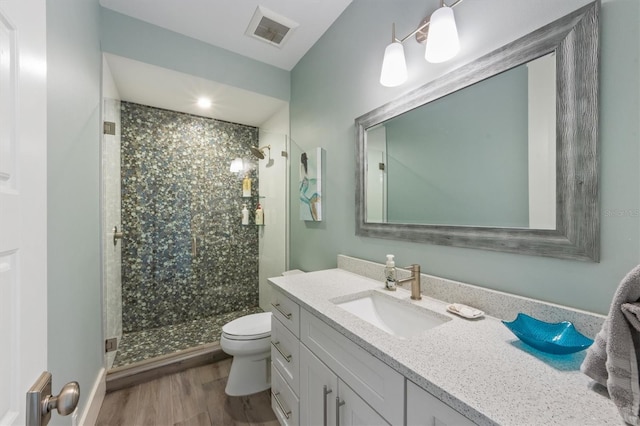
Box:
[299, 147, 323, 221]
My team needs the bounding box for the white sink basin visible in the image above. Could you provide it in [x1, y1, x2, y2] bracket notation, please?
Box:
[334, 291, 449, 339]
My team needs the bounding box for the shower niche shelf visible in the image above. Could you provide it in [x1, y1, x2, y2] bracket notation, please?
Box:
[241, 196, 266, 226]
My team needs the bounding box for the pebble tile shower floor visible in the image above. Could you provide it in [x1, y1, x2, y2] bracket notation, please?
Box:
[113, 307, 263, 367]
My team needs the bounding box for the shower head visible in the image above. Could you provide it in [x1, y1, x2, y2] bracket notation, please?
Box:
[250, 147, 264, 159]
[250, 145, 271, 160]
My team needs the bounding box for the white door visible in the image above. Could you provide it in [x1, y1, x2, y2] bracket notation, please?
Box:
[0, 0, 48, 424]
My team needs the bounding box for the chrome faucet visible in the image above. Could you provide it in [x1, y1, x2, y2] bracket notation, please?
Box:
[397, 264, 422, 300]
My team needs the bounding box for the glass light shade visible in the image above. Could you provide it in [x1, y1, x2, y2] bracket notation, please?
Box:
[425, 6, 460, 64]
[230, 158, 244, 173]
[380, 41, 408, 87]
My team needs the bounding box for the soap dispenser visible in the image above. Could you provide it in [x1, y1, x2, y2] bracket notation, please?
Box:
[384, 254, 397, 291]
[255, 203, 264, 225]
[242, 174, 252, 197]
[241, 204, 249, 225]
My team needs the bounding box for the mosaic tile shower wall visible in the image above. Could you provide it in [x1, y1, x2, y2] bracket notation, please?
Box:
[121, 102, 259, 333]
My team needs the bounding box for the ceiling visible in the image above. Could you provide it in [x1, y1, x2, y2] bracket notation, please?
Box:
[99, 0, 352, 71]
[100, 0, 351, 126]
[104, 53, 289, 126]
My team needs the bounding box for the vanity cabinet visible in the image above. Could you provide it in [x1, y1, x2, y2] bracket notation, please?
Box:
[300, 344, 336, 425]
[271, 289, 301, 425]
[272, 363, 299, 426]
[270, 285, 474, 426]
[300, 345, 388, 425]
[300, 309, 403, 425]
[406, 379, 475, 426]
[271, 287, 300, 336]
[271, 315, 300, 395]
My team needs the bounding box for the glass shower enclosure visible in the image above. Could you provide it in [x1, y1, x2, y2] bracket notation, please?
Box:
[101, 99, 283, 369]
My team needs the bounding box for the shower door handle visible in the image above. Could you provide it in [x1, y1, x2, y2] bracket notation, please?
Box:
[112, 226, 123, 246]
[191, 235, 197, 257]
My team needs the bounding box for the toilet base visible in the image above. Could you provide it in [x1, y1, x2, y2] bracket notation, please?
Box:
[225, 352, 271, 396]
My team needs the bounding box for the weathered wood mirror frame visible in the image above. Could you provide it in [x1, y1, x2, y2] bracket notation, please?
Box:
[355, 1, 599, 262]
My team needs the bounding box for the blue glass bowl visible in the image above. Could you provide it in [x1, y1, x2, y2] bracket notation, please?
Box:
[502, 313, 594, 355]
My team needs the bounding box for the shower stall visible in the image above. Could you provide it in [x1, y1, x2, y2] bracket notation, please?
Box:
[101, 98, 288, 370]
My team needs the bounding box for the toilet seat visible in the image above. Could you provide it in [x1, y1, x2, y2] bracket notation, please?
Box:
[222, 312, 272, 341]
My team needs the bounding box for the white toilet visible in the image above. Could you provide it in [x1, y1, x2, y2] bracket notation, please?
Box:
[220, 311, 273, 396]
[220, 270, 305, 396]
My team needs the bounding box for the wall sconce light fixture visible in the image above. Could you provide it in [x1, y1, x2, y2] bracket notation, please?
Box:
[229, 157, 244, 173]
[380, 0, 464, 87]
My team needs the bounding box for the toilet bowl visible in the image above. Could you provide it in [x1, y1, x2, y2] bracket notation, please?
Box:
[220, 311, 272, 396]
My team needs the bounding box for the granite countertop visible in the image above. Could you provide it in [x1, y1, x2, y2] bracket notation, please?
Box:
[269, 268, 621, 426]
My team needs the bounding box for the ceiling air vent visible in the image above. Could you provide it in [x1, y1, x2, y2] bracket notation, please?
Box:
[245, 6, 298, 48]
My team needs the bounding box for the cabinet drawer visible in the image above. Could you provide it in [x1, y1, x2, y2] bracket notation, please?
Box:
[300, 309, 403, 426]
[272, 316, 300, 395]
[271, 288, 300, 337]
[272, 364, 299, 426]
[407, 380, 475, 426]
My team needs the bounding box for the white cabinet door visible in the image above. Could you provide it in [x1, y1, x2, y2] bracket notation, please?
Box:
[300, 309, 404, 425]
[406, 380, 475, 426]
[337, 379, 389, 426]
[0, 0, 48, 424]
[301, 344, 388, 426]
[300, 344, 338, 426]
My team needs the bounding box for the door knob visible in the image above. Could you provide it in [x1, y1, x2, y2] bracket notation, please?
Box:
[27, 372, 81, 426]
[43, 382, 80, 416]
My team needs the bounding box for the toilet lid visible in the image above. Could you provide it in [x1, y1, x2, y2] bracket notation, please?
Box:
[222, 312, 272, 340]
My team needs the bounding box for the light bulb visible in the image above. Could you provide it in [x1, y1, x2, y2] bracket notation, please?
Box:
[380, 41, 408, 87]
[425, 6, 460, 64]
[197, 97, 212, 108]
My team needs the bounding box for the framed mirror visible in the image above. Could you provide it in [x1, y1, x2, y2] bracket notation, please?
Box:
[355, 1, 599, 262]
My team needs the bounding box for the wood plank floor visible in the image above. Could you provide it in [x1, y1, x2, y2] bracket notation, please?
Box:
[96, 358, 279, 426]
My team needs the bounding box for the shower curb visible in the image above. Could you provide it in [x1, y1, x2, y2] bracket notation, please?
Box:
[105, 342, 230, 392]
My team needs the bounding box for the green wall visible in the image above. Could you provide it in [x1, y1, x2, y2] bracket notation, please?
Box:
[47, 0, 103, 423]
[289, 0, 640, 315]
[100, 7, 290, 101]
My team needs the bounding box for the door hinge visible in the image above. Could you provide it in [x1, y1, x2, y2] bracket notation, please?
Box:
[105, 337, 118, 353]
[103, 121, 116, 135]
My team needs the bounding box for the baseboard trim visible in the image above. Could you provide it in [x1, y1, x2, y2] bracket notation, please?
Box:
[106, 343, 230, 392]
[78, 367, 106, 426]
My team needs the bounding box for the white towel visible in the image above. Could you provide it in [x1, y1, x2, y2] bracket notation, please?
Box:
[581, 265, 640, 425]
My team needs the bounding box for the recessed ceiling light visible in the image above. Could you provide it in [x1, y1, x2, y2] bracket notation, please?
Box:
[197, 97, 212, 108]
